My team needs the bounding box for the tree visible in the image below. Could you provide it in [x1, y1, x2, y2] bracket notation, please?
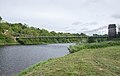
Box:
[80, 33, 87, 36]
[0, 16, 2, 22]
[93, 34, 99, 36]
[50, 31, 57, 36]
[103, 34, 108, 36]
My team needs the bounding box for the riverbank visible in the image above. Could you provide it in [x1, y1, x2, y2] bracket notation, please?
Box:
[0, 42, 20, 46]
[18, 44, 120, 76]
[68, 41, 120, 53]
[0, 42, 74, 46]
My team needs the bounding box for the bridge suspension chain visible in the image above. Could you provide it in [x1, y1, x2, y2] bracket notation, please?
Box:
[83, 25, 107, 35]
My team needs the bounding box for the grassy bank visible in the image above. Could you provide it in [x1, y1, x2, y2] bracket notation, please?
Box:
[68, 41, 120, 53]
[18, 45, 120, 76]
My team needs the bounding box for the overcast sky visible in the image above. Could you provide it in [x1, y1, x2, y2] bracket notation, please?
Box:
[0, 0, 120, 35]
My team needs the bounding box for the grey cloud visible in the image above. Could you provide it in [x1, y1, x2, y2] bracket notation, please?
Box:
[83, 25, 107, 33]
[0, 0, 119, 34]
[83, 0, 107, 6]
[62, 27, 69, 29]
[65, 29, 76, 31]
[72, 22, 82, 25]
[72, 22, 98, 26]
[76, 28, 89, 33]
[85, 22, 98, 25]
[80, 28, 89, 31]
[111, 14, 120, 19]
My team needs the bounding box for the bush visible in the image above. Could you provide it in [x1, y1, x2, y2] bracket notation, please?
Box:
[0, 34, 15, 45]
[68, 41, 120, 53]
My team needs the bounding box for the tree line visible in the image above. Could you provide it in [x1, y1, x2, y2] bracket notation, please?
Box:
[0, 16, 87, 45]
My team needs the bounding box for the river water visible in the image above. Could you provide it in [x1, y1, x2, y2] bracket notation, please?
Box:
[0, 43, 74, 76]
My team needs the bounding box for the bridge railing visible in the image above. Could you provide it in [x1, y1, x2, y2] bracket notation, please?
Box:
[15, 36, 108, 39]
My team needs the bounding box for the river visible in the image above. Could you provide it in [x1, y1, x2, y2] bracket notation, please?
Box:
[0, 43, 74, 76]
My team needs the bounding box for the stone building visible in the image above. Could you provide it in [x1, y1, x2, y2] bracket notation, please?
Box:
[118, 27, 120, 36]
[108, 24, 116, 38]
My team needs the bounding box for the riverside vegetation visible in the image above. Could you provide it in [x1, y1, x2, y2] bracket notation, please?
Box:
[0, 16, 87, 45]
[68, 41, 120, 53]
[18, 41, 120, 76]
[0, 16, 109, 45]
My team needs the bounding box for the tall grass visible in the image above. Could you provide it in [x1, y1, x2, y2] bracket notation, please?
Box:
[68, 41, 120, 53]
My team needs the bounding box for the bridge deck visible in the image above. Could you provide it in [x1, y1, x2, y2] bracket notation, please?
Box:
[15, 36, 108, 39]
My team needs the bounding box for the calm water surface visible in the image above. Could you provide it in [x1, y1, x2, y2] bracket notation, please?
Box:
[0, 43, 74, 76]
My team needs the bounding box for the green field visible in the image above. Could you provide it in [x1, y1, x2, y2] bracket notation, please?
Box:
[18, 45, 120, 76]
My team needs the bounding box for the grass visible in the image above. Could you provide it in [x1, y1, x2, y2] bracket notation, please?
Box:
[0, 42, 20, 46]
[68, 41, 120, 53]
[17, 45, 120, 76]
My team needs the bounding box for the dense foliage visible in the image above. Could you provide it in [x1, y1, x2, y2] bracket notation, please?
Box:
[0, 33, 16, 45]
[0, 18, 87, 45]
[0, 17, 113, 45]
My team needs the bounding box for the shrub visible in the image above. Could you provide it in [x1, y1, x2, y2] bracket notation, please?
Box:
[68, 41, 120, 53]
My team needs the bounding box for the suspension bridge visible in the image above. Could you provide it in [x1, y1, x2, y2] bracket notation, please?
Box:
[15, 36, 108, 39]
[10, 24, 120, 41]
[14, 25, 108, 39]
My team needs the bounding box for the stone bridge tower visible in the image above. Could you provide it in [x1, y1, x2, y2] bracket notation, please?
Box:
[108, 24, 116, 38]
[118, 26, 120, 36]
